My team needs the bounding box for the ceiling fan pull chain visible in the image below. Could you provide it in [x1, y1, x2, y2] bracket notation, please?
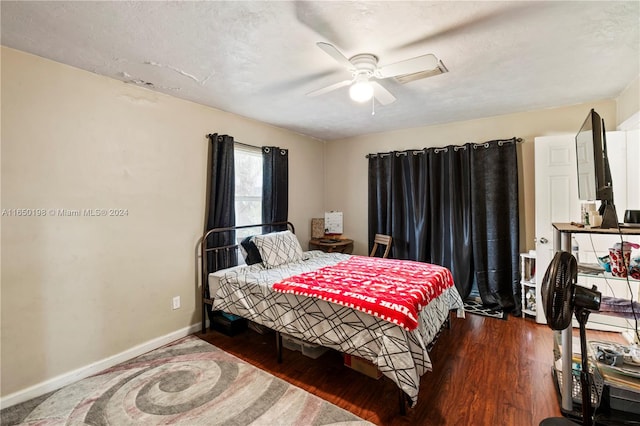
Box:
[371, 96, 376, 116]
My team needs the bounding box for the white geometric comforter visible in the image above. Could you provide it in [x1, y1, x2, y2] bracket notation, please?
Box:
[210, 251, 464, 407]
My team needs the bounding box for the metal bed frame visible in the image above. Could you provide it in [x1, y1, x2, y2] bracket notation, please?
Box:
[199, 221, 452, 415]
[200, 221, 294, 334]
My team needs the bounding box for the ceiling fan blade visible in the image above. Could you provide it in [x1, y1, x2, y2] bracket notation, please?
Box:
[398, 3, 534, 50]
[316, 42, 354, 70]
[394, 60, 449, 84]
[377, 54, 439, 79]
[371, 81, 396, 105]
[306, 79, 352, 97]
[295, 2, 347, 50]
[262, 69, 338, 95]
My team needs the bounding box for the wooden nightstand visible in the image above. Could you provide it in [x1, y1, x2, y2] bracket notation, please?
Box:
[309, 238, 354, 254]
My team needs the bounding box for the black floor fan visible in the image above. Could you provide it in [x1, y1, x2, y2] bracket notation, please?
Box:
[540, 251, 602, 426]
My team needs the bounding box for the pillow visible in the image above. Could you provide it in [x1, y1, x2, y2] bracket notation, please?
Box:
[240, 236, 263, 266]
[251, 230, 304, 269]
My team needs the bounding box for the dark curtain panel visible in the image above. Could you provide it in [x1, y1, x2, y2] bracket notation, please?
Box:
[368, 138, 520, 315]
[204, 134, 237, 272]
[393, 151, 430, 261]
[262, 146, 289, 231]
[368, 154, 392, 255]
[367, 151, 430, 261]
[470, 139, 520, 314]
[427, 146, 474, 298]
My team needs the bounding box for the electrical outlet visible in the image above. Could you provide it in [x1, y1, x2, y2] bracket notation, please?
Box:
[172, 296, 181, 310]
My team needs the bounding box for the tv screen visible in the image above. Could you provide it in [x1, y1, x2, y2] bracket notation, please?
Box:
[575, 109, 612, 202]
[575, 109, 617, 227]
[575, 109, 600, 200]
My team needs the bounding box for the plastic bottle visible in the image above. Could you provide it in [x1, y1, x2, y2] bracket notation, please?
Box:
[571, 237, 580, 263]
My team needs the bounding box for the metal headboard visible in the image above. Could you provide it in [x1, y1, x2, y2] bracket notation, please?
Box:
[200, 221, 295, 333]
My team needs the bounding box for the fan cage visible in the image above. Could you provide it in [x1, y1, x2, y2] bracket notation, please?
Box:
[544, 252, 576, 330]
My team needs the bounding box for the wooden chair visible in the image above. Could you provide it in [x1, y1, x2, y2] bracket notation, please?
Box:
[369, 234, 392, 258]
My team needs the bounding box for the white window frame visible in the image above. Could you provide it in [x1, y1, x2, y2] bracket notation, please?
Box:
[234, 144, 263, 244]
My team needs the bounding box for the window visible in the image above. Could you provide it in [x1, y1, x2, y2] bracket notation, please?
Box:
[234, 145, 263, 241]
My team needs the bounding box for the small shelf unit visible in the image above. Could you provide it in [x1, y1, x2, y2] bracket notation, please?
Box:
[520, 252, 537, 318]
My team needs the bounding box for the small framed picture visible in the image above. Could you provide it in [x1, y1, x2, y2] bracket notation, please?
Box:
[324, 211, 343, 234]
[311, 218, 325, 238]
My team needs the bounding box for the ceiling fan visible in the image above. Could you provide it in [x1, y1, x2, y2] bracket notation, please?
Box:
[307, 42, 447, 105]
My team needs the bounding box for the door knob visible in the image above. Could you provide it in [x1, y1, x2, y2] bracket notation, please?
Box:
[536, 237, 549, 244]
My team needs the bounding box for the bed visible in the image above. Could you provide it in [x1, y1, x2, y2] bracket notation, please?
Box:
[200, 222, 464, 409]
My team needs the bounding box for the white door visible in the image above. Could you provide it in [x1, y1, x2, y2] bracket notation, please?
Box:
[534, 135, 580, 324]
[626, 129, 640, 210]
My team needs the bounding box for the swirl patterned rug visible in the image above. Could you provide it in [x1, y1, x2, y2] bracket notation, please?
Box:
[1, 335, 372, 426]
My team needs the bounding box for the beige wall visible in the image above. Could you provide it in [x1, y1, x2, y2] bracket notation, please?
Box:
[324, 101, 618, 256]
[2, 44, 636, 400]
[0, 47, 325, 397]
[617, 74, 640, 127]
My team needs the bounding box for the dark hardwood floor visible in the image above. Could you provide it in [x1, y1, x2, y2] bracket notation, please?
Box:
[196, 313, 624, 426]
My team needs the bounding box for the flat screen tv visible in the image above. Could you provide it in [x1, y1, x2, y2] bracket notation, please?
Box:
[575, 108, 618, 228]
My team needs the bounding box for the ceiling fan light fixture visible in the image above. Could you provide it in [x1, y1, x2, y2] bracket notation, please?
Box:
[349, 79, 373, 103]
[309, 42, 440, 106]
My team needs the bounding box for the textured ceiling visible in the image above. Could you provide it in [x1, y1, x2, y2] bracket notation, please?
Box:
[2, 1, 639, 140]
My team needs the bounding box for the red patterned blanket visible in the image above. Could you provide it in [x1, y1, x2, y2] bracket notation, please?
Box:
[272, 256, 454, 330]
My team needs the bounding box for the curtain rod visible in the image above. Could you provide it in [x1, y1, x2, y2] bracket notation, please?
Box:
[365, 137, 523, 158]
[206, 134, 260, 150]
[234, 141, 261, 150]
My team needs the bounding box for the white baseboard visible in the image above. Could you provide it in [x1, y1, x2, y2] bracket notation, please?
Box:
[0, 322, 207, 409]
